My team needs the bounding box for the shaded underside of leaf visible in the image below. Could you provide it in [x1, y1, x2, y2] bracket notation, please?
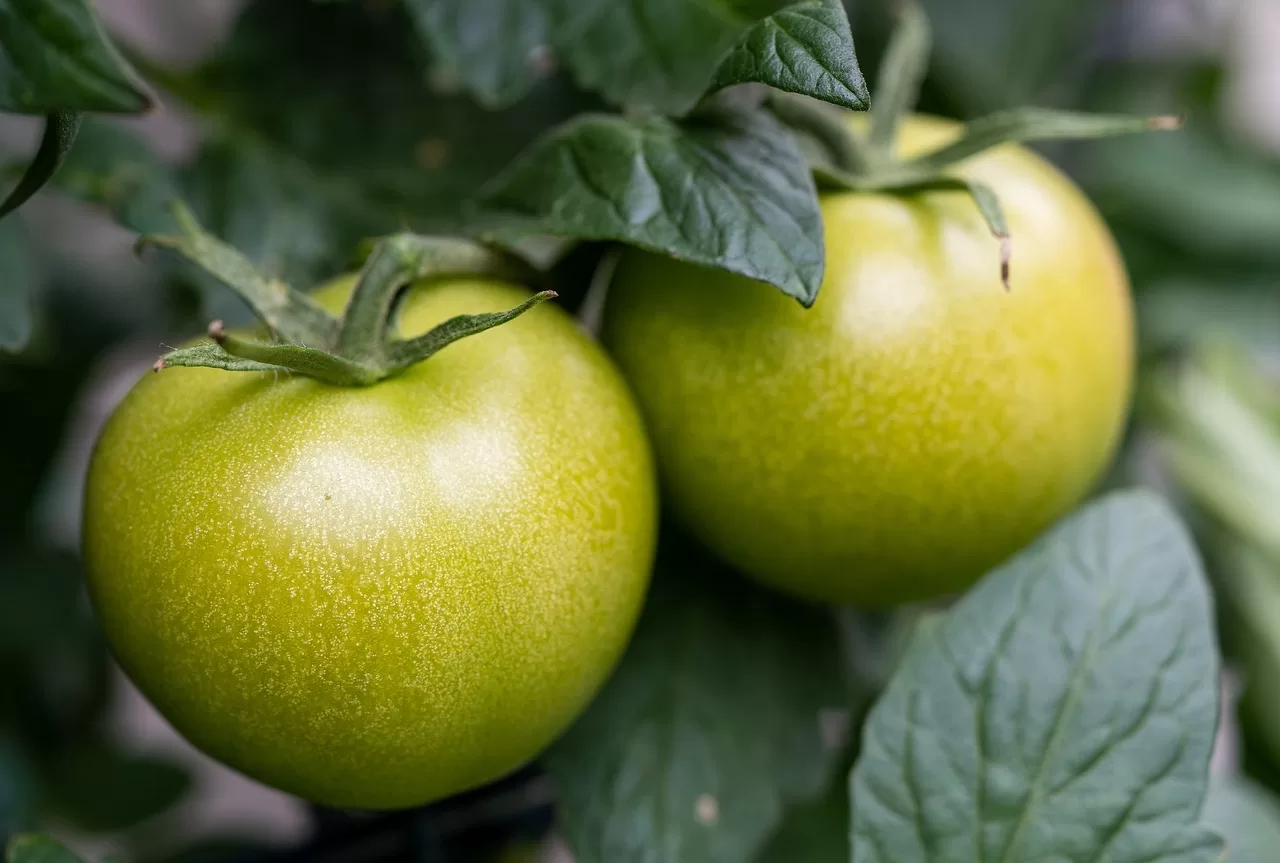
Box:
[849, 491, 1224, 863]
[547, 538, 845, 863]
[472, 106, 824, 304]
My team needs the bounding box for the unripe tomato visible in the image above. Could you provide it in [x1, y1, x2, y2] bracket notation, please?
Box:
[602, 115, 1132, 606]
[83, 276, 657, 809]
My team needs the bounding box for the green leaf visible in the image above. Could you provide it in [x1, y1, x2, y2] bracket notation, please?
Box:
[0, 0, 150, 114]
[5, 836, 85, 863]
[547, 536, 845, 863]
[710, 0, 868, 112]
[0, 736, 34, 837]
[849, 491, 1224, 863]
[540, 0, 865, 115]
[1202, 777, 1280, 863]
[49, 0, 589, 313]
[473, 105, 825, 305]
[47, 747, 191, 832]
[756, 768, 848, 863]
[0, 218, 38, 351]
[1085, 128, 1280, 269]
[51, 117, 181, 234]
[405, 0, 551, 108]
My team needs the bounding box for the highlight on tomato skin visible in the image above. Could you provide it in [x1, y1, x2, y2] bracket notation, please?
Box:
[602, 114, 1133, 607]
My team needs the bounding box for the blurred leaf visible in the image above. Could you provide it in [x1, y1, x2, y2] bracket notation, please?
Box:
[47, 747, 190, 832]
[849, 491, 1223, 863]
[0, 0, 149, 114]
[537, 0, 865, 115]
[1086, 128, 1280, 269]
[405, 0, 551, 108]
[1138, 280, 1280, 356]
[755, 767, 847, 863]
[50, 0, 590, 306]
[52, 118, 181, 235]
[547, 534, 845, 863]
[0, 218, 38, 351]
[4, 835, 84, 863]
[1202, 777, 1280, 863]
[0, 736, 34, 837]
[854, 0, 1105, 115]
[0, 553, 108, 749]
[473, 105, 825, 305]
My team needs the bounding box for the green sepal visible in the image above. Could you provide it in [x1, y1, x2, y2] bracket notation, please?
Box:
[137, 201, 340, 346]
[386, 290, 557, 371]
[906, 108, 1182, 173]
[336, 234, 536, 366]
[154, 343, 284, 375]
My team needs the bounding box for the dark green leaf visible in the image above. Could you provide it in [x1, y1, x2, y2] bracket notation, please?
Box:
[405, 0, 551, 108]
[0, 218, 38, 351]
[547, 536, 845, 863]
[756, 768, 848, 863]
[52, 118, 181, 235]
[849, 491, 1223, 863]
[0, 112, 81, 221]
[710, 0, 867, 111]
[1202, 777, 1280, 863]
[473, 106, 824, 305]
[0, 0, 150, 114]
[51, 0, 588, 315]
[48, 747, 191, 832]
[540, 0, 863, 115]
[0, 737, 34, 837]
[5, 836, 85, 863]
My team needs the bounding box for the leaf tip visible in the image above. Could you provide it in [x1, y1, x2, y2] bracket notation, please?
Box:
[1149, 114, 1185, 132]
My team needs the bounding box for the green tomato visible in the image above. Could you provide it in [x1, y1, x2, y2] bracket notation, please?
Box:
[83, 276, 657, 809]
[602, 115, 1133, 606]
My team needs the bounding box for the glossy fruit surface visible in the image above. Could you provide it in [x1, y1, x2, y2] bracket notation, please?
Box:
[83, 276, 657, 808]
[602, 114, 1133, 606]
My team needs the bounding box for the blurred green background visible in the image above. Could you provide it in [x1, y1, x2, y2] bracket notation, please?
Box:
[6, 0, 1280, 860]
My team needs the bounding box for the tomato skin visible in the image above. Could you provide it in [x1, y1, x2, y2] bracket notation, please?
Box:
[83, 277, 657, 809]
[602, 115, 1133, 607]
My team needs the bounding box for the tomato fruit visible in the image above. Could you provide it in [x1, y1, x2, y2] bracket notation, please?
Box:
[83, 276, 657, 809]
[602, 114, 1133, 606]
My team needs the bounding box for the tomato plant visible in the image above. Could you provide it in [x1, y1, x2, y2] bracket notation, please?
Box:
[2, 0, 1280, 862]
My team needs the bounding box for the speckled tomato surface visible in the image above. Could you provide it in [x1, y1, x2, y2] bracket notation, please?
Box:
[602, 115, 1133, 607]
[83, 276, 657, 809]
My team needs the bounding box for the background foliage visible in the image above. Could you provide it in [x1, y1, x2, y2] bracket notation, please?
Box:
[6, 0, 1280, 861]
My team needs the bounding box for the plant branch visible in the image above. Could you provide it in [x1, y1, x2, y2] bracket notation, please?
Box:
[867, 0, 932, 157]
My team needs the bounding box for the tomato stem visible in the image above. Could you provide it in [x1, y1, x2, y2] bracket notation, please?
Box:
[140, 204, 555, 386]
[769, 0, 1181, 292]
[865, 0, 930, 162]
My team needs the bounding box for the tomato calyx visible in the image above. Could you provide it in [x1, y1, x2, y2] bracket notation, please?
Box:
[768, 0, 1180, 290]
[140, 202, 555, 386]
